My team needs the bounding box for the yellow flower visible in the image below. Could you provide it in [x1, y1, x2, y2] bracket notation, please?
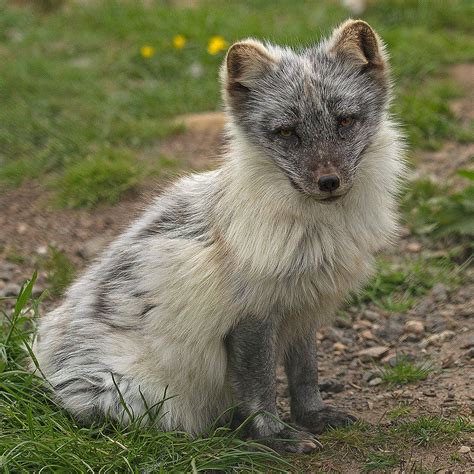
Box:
[207, 36, 227, 55]
[140, 45, 155, 59]
[172, 34, 186, 49]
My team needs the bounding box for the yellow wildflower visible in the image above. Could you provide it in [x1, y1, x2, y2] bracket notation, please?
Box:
[207, 36, 227, 55]
[140, 45, 155, 59]
[172, 34, 186, 49]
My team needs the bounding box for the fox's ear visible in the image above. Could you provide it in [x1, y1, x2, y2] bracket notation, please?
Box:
[328, 20, 387, 70]
[221, 39, 276, 96]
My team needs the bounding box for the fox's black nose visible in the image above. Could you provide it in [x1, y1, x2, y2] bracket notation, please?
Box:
[318, 175, 340, 192]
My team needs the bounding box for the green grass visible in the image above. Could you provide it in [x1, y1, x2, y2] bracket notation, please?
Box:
[354, 254, 460, 311]
[398, 416, 473, 446]
[54, 147, 142, 208]
[380, 356, 433, 385]
[317, 417, 473, 465]
[403, 171, 474, 240]
[387, 405, 413, 421]
[0, 275, 289, 472]
[41, 246, 75, 298]
[363, 452, 401, 472]
[0, 0, 473, 206]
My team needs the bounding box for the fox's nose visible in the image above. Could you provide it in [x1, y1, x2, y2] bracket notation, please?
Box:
[318, 175, 340, 192]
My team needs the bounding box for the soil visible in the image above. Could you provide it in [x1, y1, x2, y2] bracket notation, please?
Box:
[1, 66, 473, 472]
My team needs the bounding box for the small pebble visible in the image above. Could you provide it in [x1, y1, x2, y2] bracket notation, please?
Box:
[368, 377, 383, 387]
[360, 329, 375, 340]
[333, 342, 347, 352]
[334, 316, 352, 329]
[319, 379, 345, 394]
[16, 222, 27, 234]
[406, 242, 421, 253]
[458, 446, 471, 454]
[36, 245, 48, 255]
[419, 330, 455, 348]
[431, 283, 448, 302]
[357, 346, 389, 360]
[404, 320, 425, 335]
[363, 310, 380, 322]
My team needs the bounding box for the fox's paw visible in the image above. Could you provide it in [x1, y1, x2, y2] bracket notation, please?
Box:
[296, 406, 357, 435]
[258, 427, 321, 454]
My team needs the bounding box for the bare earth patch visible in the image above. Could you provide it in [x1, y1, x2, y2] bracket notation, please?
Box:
[1, 67, 473, 471]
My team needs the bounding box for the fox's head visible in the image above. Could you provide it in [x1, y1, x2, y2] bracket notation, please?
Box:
[221, 20, 390, 202]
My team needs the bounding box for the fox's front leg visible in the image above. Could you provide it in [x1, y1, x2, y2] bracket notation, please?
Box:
[226, 317, 318, 454]
[285, 326, 357, 434]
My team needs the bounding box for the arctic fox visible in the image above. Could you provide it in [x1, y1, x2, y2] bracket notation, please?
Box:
[33, 20, 405, 453]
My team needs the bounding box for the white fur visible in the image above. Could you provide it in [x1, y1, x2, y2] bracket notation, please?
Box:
[32, 116, 405, 435]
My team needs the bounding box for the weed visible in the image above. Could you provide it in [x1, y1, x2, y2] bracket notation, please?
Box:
[364, 451, 401, 471]
[395, 416, 473, 446]
[5, 251, 26, 266]
[54, 148, 142, 208]
[319, 416, 472, 466]
[42, 246, 75, 298]
[380, 356, 433, 385]
[354, 255, 460, 311]
[387, 405, 413, 421]
[403, 171, 474, 239]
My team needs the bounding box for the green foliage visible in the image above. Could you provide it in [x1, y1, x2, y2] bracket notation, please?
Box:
[54, 148, 142, 208]
[42, 246, 75, 298]
[403, 171, 474, 238]
[5, 251, 27, 265]
[0, 276, 288, 472]
[387, 405, 412, 421]
[396, 416, 473, 446]
[321, 416, 472, 463]
[355, 255, 459, 311]
[380, 356, 433, 385]
[364, 452, 401, 471]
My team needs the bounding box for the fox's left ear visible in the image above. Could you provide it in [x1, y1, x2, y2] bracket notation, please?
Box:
[327, 20, 388, 73]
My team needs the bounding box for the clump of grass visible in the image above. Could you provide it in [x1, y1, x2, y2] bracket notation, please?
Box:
[354, 255, 460, 312]
[363, 451, 401, 472]
[5, 250, 27, 265]
[54, 148, 141, 208]
[396, 79, 466, 150]
[403, 171, 474, 240]
[0, 275, 288, 472]
[320, 416, 472, 466]
[387, 405, 412, 421]
[396, 416, 473, 447]
[380, 356, 433, 386]
[42, 246, 75, 298]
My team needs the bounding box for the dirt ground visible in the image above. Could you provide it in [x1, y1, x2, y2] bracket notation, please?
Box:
[0, 66, 473, 472]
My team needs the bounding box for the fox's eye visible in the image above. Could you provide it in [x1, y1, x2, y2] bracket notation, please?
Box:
[279, 128, 294, 138]
[338, 116, 354, 128]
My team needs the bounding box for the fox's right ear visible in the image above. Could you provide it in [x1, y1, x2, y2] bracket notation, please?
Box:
[221, 40, 276, 101]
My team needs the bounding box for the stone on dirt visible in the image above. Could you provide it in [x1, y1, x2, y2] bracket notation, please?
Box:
[357, 346, 390, 360]
[404, 320, 425, 335]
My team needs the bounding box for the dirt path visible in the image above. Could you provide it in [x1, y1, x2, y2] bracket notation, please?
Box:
[1, 66, 473, 471]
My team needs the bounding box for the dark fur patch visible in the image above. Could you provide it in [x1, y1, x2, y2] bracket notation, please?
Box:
[139, 197, 213, 245]
[93, 291, 136, 331]
[140, 304, 157, 318]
